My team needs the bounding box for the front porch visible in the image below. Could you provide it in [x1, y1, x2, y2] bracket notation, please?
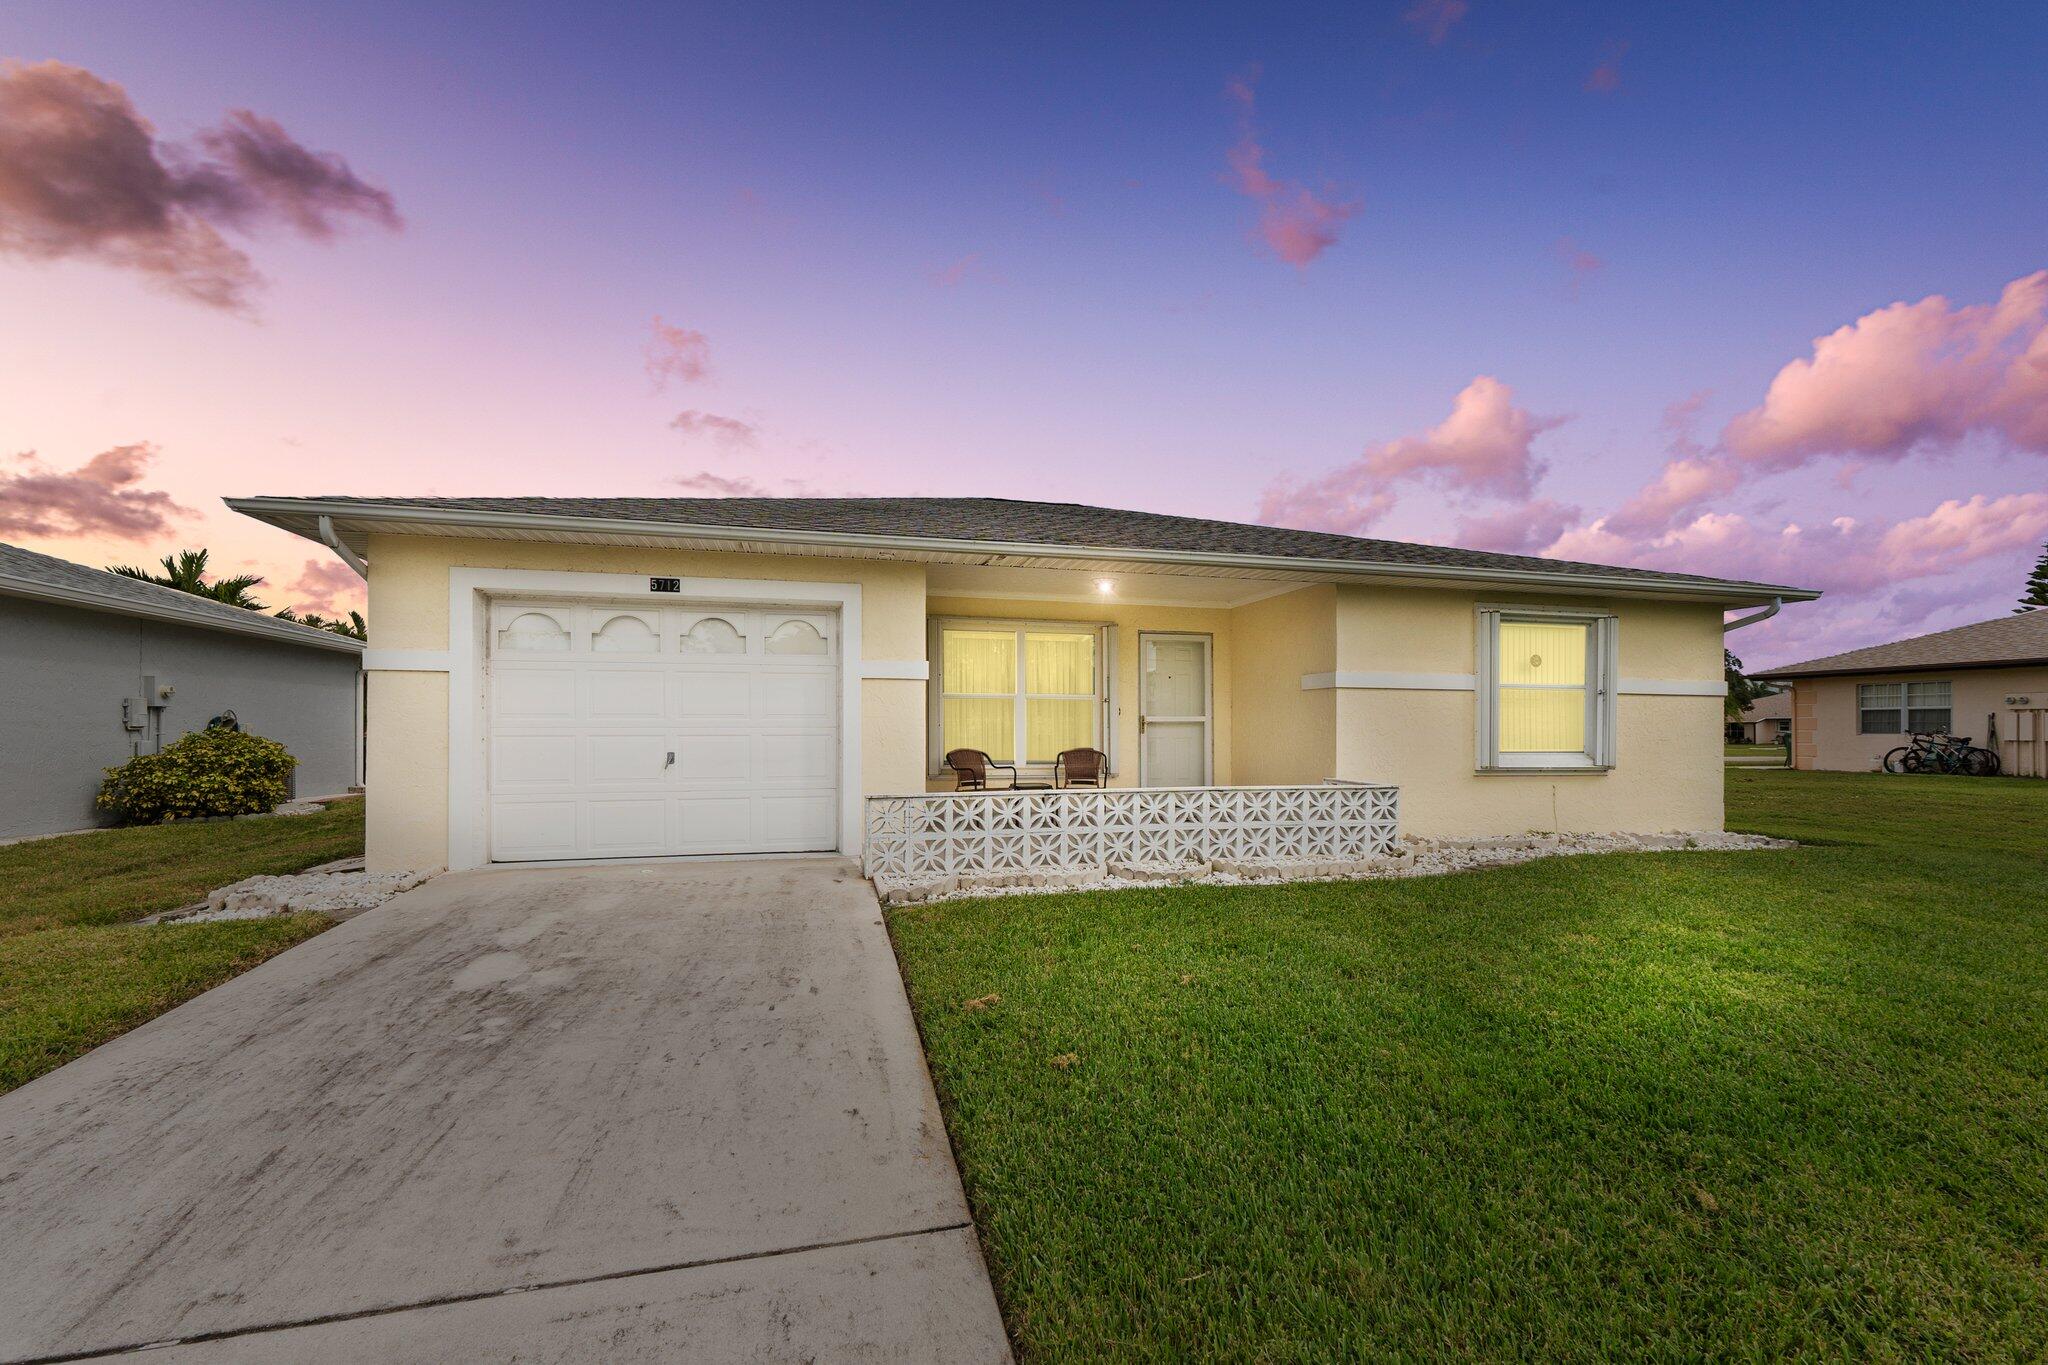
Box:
[864, 781, 1400, 881]
[879, 567, 1405, 884]
[918, 561, 1341, 798]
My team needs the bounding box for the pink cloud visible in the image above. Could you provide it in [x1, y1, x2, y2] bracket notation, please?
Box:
[1403, 0, 1470, 46]
[1602, 456, 1739, 538]
[1594, 394, 1744, 538]
[669, 470, 836, 498]
[672, 472, 771, 497]
[930, 253, 985, 288]
[669, 410, 759, 447]
[1454, 498, 1582, 555]
[1363, 376, 1560, 497]
[1546, 492, 2048, 598]
[1223, 71, 1361, 269]
[0, 443, 189, 538]
[1258, 376, 1559, 534]
[187, 110, 401, 239]
[645, 316, 711, 387]
[1256, 479, 1394, 537]
[1724, 269, 2048, 466]
[1555, 237, 1604, 296]
[287, 558, 363, 614]
[0, 60, 399, 311]
[1583, 42, 1628, 94]
[1028, 173, 1068, 217]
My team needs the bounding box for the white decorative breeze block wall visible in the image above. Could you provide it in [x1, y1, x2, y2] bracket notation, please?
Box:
[863, 783, 1400, 880]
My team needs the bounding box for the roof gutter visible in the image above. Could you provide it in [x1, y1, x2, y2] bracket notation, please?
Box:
[1756, 656, 2048, 682]
[226, 497, 1823, 606]
[1723, 596, 1783, 632]
[318, 514, 369, 578]
[0, 573, 365, 655]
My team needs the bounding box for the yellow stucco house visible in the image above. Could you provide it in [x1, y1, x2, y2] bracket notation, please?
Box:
[230, 496, 1816, 874]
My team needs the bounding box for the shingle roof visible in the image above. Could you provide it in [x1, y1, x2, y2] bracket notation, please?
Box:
[1742, 689, 1793, 721]
[1756, 610, 2048, 679]
[254, 495, 1813, 598]
[0, 541, 364, 653]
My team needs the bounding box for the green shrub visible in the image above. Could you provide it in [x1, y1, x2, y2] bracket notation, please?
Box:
[97, 728, 297, 824]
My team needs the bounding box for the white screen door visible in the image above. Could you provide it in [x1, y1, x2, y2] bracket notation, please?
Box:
[1139, 633, 1211, 786]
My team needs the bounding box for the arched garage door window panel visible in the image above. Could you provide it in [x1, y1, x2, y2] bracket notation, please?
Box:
[765, 618, 831, 656]
[680, 616, 746, 656]
[496, 610, 570, 653]
[593, 613, 659, 653]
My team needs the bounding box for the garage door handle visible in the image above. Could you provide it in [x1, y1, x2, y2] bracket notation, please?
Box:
[664, 751, 675, 769]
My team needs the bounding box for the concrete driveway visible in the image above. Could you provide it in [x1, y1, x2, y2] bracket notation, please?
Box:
[0, 859, 1009, 1363]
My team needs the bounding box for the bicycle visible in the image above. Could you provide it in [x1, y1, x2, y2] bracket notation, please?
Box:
[1882, 731, 2001, 777]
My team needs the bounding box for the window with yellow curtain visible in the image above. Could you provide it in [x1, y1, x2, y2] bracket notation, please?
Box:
[1480, 610, 1614, 770]
[1497, 620, 1588, 753]
[1024, 631, 1096, 761]
[941, 629, 1017, 762]
[937, 624, 1101, 768]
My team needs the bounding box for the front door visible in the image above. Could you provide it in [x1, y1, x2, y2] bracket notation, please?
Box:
[1139, 633, 1212, 787]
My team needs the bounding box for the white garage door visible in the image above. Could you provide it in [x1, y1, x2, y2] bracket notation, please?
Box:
[486, 600, 839, 862]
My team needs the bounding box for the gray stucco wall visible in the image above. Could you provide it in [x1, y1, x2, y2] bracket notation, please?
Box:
[0, 596, 362, 840]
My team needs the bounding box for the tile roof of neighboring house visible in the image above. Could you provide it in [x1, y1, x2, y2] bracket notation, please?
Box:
[226, 495, 1816, 600]
[0, 541, 364, 654]
[1741, 689, 1793, 721]
[1756, 610, 2048, 679]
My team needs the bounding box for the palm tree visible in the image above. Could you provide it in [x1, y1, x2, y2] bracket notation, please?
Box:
[275, 606, 367, 640]
[108, 549, 268, 609]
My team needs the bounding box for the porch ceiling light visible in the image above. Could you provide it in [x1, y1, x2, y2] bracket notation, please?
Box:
[1095, 578, 1115, 595]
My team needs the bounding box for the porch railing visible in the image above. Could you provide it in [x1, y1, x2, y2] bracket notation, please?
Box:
[862, 782, 1400, 881]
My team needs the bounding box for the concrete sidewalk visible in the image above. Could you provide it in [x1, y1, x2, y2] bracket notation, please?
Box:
[0, 858, 1008, 1363]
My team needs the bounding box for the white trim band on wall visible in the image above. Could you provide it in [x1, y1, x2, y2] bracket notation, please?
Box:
[1301, 670, 1722, 697]
[364, 649, 453, 672]
[1617, 677, 1725, 697]
[1301, 671, 1476, 691]
[860, 659, 929, 680]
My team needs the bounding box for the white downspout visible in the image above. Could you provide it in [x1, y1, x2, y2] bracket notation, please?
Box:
[318, 514, 368, 578]
[1724, 596, 1782, 632]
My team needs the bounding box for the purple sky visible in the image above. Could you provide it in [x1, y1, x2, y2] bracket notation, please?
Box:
[1, 1, 2044, 665]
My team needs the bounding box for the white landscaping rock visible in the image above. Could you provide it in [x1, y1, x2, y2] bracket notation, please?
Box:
[881, 830, 1795, 907]
[232, 801, 327, 820]
[161, 868, 440, 923]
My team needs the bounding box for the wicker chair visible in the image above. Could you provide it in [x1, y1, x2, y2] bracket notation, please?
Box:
[945, 748, 1049, 791]
[1053, 747, 1109, 788]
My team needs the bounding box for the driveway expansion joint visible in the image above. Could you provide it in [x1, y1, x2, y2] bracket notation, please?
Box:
[8, 1222, 977, 1365]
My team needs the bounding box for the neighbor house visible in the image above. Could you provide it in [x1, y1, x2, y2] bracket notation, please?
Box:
[1756, 609, 2048, 776]
[227, 496, 1816, 874]
[1727, 689, 1792, 745]
[0, 542, 365, 840]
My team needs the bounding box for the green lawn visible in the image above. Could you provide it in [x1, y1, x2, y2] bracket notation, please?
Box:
[889, 771, 2048, 1359]
[1724, 742, 1789, 760]
[0, 800, 362, 1093]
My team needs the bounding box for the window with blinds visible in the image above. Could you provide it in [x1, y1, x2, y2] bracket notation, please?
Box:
[1859, 680, 1951, 734]
[935, 624, 1105, 768]
[1478, 609, 1616, 771]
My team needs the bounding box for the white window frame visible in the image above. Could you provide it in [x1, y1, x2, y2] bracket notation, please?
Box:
[927, 618, 1115, 778]
[1858, 679, 1951, 735]
[1475, 606, 1617, 773]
